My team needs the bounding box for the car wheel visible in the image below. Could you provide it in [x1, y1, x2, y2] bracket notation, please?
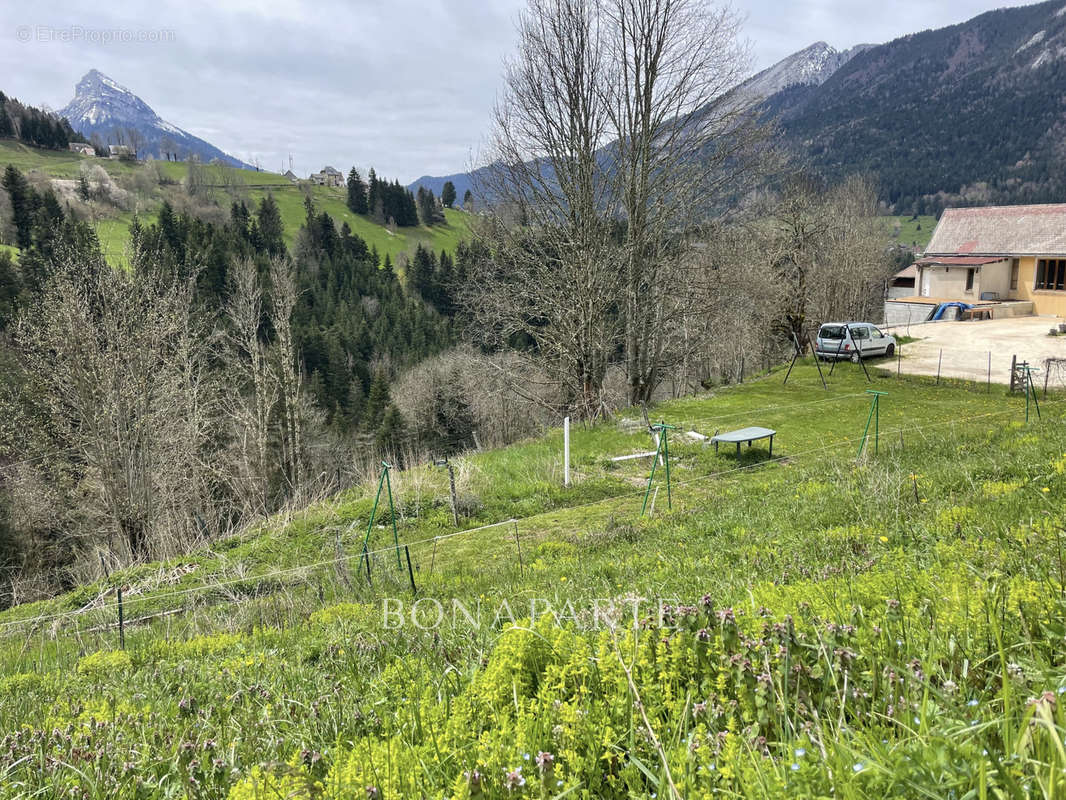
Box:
[850, 352, 860, 364]
[886, 343, 895, 357]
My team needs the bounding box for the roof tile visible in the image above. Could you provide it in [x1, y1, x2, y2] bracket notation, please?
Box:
[925, 203, 1066, 256]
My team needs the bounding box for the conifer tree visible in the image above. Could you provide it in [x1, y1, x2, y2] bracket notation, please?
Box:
[410, 243, 436, 298]
[363, 371, 392, 430]
[375, 405, 407, 459]
[367, 168, 380, 214]
[257, 193, 285, 256]
[441, 181, 456, 208]
[2, 165, 35, 249]
[347, 167, 368, 214]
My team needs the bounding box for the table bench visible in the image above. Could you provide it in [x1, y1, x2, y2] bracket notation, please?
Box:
[961, 307, 993, 321]
[711, 426, 777, 457]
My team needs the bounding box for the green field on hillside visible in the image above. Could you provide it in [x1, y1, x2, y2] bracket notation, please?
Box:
[883, 214, 937, 250]
[2, 361, 1065, 798]
[0, 141, 474, 266]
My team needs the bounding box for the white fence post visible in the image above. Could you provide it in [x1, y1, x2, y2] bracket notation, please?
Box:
[563, 416, 571, 487]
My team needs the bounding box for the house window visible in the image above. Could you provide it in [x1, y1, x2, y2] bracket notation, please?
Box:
[1010, 259, 1019, 290]
[965, 269, 975, 291]
[1035, 259, 1066, 291]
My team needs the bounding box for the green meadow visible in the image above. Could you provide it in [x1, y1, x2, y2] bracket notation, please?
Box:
[0, 140, 473, 266]
[2, 360, 1066, 798]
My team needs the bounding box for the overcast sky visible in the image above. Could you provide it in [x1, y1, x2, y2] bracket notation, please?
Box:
[0, 0, 1042, 182]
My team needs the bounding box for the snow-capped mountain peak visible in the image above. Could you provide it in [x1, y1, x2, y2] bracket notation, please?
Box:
[59, 69, 250, 168]
[738, 41, 875, 101]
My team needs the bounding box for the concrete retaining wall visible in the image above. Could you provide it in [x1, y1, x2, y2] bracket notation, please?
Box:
[884, 301, 936, 326]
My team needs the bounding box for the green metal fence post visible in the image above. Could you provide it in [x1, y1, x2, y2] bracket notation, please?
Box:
[1027, 368, 1041, 421]
[640, 435, 663, 517]
[362, 464, 388, 553]
[383, 462, 402, 570]
[663, 422, 672, 510]
[859, 391, 887, 458]
[641, 421, 677, 517]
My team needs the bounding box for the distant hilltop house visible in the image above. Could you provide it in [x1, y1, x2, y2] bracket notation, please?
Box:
[68, 142, 95, 156]
[885, 203, 1066, 323]
[108, 144, 133, 160]
[310, 166, 343, 187]
[283, 169, 299, 183]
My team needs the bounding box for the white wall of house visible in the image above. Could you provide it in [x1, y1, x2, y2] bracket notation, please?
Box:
[978, 261, 1011, 299]
[918, 261, 1010, 300]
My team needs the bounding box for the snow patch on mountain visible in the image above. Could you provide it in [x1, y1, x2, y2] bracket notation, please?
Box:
[58, 69, 250, 169]
[1018, 30, 1046, 53]
[737, 41, 875, 101]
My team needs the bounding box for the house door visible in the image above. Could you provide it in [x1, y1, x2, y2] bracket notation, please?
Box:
[920, 269, 930, 297]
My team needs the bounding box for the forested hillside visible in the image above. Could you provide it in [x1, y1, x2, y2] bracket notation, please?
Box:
[0, 159, 472, 602]
[770, 0, 1066, 213]
[0, 91, 86, 152]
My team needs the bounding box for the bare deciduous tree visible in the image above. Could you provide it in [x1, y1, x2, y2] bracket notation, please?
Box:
[602, 0, 768, 404]
[13, 245, 217, 566]
[467, 0, 770, 415]
[470, 0, 625, 419]
[768, 174, 892, 344]
[269, 256, 303, 495]
[224, 258, 278, 515]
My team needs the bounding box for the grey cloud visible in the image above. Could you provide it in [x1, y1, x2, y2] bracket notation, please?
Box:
[0, 0, 1041, 181]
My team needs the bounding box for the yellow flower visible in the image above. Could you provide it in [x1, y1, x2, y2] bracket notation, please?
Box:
[560, 576, 567, 582]
[1042, 487, 1050, 493]
[879, 536, 889, 543]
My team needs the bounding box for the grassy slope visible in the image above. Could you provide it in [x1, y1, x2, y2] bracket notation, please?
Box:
[0, 141, 473, 264]
[882, 214, 937, 250]
[2, 362, 1066, 797]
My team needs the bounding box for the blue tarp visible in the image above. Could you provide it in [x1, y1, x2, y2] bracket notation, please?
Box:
[930, 302, 971, 321]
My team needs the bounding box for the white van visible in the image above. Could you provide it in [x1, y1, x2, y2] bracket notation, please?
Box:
[815, 322, 896, 362]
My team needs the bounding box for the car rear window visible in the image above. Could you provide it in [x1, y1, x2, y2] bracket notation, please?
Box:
[819, 325, 846, 339]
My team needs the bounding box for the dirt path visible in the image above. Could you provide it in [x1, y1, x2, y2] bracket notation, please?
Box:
[887, 317, 1066, 384]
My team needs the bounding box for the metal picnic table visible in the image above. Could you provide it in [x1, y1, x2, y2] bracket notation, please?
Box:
[711, 426, 777, 458]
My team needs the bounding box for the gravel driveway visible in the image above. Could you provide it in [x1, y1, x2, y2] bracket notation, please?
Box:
[885, 317, 1066, 385]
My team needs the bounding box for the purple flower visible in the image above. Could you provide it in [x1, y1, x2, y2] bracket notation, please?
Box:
[504, 766, 526, 791]
[535, 751, 554, 774]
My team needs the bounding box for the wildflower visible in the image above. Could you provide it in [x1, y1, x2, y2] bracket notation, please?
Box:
[791, 763, 800, 771]
[1027, 691, 1057, 709]
[366, 788, 380, 800]
[879, 536, 889, 543]
[853, 762, 865, 773]
[1042, 488, 1050, 493]
[504, 767, 525, 791]
[942, 680, 957, 694]
[967, 699, 979, 707]
[697, 628, 711, 642]
[794, 748, 806, 758]
[535, 751, 554, 775]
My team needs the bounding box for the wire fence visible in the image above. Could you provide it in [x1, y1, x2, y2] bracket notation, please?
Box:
[2, 389, 1063, 661]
